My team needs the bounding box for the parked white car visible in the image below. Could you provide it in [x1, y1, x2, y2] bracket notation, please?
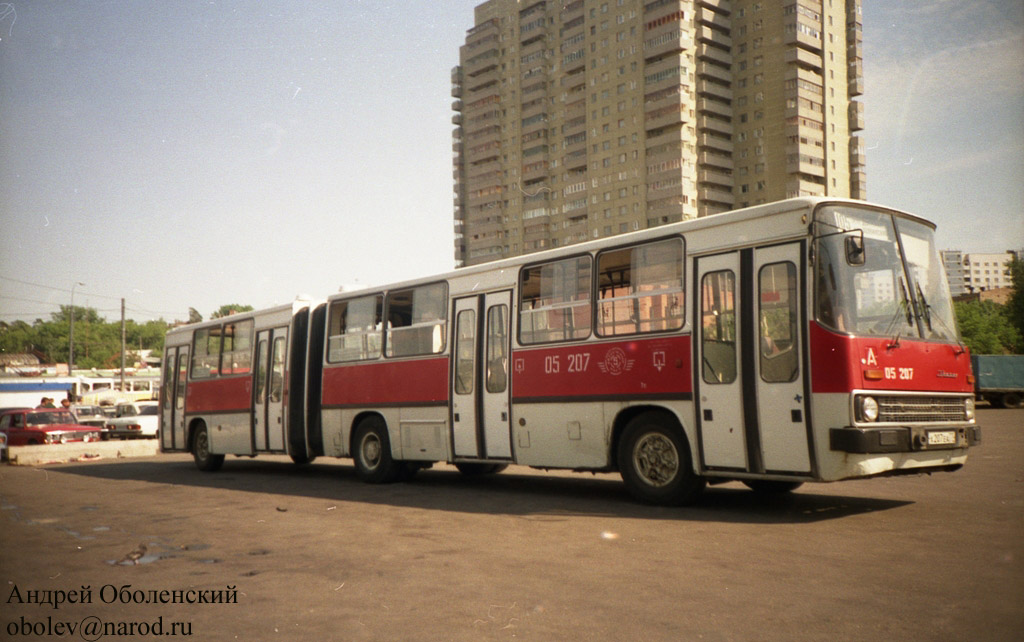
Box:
[104, 401, 159, 439]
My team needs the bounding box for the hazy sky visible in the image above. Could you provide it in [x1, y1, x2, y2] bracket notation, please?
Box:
[1, 0, 1022, 324]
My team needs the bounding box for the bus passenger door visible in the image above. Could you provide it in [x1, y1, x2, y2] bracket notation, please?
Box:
[753, 243, 811, 474]
[160, 346, 188, 451]
[253, 329, 288, 452]
[450, 291, 513, 460]
[695, 253, 747, 470]
[451, 297, 480, 457]
[481, 291, 512, 459]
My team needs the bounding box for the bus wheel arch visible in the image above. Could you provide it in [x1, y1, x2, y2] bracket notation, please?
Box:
[615, 408, 705, 506]
[189, 419, 224, 472]
[351, 413, 403, 484]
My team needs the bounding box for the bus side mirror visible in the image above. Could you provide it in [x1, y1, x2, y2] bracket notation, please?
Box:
[845, 234, 865, 266]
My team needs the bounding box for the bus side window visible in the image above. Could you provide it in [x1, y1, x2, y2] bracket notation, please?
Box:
[597, 238, 684, 336]
[519, 256, 592, 344]
[328, 294, 383, 362]
[385, 283, 448, 358]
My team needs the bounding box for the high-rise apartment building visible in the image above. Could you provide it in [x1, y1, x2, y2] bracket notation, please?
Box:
[452, 0, 865, 266]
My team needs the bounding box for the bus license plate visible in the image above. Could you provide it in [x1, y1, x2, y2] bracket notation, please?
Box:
[927, 431, 956, 446]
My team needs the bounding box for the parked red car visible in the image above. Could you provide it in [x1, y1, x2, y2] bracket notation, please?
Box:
[0, 408, 102, 445]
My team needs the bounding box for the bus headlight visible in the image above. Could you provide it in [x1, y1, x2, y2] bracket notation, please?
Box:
[964, 397, 976, 421]
[859, 396, 879, 422]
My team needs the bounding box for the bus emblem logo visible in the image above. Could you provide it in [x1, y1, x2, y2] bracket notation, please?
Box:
[598, 348, 634, 376]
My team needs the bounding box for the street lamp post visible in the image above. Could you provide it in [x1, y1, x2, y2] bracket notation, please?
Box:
[69, 281, 85, 377]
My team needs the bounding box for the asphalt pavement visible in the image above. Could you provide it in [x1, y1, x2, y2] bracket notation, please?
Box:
[1, 408, 1021, 641]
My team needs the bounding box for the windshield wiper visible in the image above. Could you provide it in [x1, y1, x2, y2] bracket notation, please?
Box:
[914, 282, 932, 331]
[886, 277, 913, 350]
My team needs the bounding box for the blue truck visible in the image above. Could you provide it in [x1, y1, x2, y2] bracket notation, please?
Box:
[971, 355, 1024, 409]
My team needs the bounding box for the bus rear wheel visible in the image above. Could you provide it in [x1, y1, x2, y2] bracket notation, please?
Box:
[617, 412, 704, 506]
[192, 425, 224, 472]
[353, 416, 402, 484]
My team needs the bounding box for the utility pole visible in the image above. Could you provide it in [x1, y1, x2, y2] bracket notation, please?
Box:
[120, 298, 126, 392]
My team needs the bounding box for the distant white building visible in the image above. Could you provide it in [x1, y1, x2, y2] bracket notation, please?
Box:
[962, 252, 1016, 293]
[940, 250, 966, 296]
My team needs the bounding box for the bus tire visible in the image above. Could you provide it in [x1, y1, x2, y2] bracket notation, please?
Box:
[352, 416, 402, 484]
[455, 462, 508, 476]
[192, 425, 224, 472]
[617, 412, 704, 506]
[742, 480, 804, 494]
[1001, 392, 1022, 409]
[290, 453, 317, 465]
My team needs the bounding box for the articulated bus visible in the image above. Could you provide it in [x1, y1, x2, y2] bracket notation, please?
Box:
[159, 198, 980, 505]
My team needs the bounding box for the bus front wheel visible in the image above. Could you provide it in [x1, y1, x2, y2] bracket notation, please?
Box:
[617, 413, 705, 506]
[192, 425, 224, 472]
[353, 417, 402, 484]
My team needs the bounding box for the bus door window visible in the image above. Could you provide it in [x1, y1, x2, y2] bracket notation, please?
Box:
[255, 339, 269, 404]
[701, 270, 737, 384]
[270, 337, 286, 403]
[486, 305, 509, 393]
[454, 310, 476, 395]
[759, 262, 798, 383]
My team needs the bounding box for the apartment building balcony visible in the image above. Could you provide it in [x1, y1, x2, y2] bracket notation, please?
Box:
[698, 185, 735, 208]
[696, 0, 732, 13]
[698, 113, 732, 136]
[697, 61, 731, 84]
[698, 168, 733, 190]
[783, 24, 822, 53]
[697, 95, 731, 118]
[697, 5, 731, 30]
[849, 136, 866, 168]
[697, 79, 732, 102]
[696, 42, 732, 66]
[698, 132, 733, 154]
[452, 81, 462, 98]
[464, 51, 500, 78]
[698, 149, 734, 173]
[849, 101, 865, 132]
[522, 165, 549, 183]
[645, 104, 688, 131]
[786, 156, 825, 178]
[850, 170, 867, 200]
[644, 28, 692, 62]
[848, 74, 864, 97]
[643, 0, 687, 22]
[696, 24, 732, 48]
[784, 46, 822, 71]
[645, 123, 689, 148]
[785, 177, 825, 198]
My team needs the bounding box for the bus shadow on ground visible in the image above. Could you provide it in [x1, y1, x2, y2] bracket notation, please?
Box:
[49, 456, 912, 525]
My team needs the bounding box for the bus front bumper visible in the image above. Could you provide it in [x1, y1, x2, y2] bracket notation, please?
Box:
[830, 424, 981, 454]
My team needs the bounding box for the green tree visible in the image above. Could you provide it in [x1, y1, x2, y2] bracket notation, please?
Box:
[954, 300, 1022, 355]
[1006, 257, 1024, 343]
[211, 304, 254, 319]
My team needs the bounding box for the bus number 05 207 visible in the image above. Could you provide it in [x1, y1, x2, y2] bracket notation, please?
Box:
[544, 354, 590, 374]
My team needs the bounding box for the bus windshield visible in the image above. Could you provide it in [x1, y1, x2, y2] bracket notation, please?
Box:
[814, 205, 958, 342]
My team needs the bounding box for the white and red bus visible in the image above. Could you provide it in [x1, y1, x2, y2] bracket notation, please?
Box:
[159, 198, 980, 505]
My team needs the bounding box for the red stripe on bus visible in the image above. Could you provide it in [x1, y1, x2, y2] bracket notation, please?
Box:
[322, 357, 449, 406]
[510, 335, 692, 399]
[185, 376, 251, 413]
[809, 322, 972, 393]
